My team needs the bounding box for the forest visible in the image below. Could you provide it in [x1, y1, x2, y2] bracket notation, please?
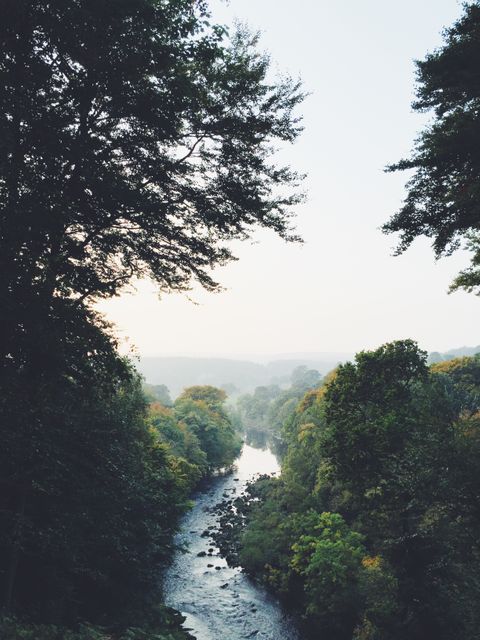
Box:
[223, 344, 480, 639]
[1, 0, 480, 639]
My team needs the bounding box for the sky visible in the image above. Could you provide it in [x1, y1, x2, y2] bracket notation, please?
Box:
[98, 0, 479, 358]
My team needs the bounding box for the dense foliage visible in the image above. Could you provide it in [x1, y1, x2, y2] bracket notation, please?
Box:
[143, 383, 173, 407]
[383, 1, 480, 294]
[149, 385, 242, 492]
[0, 607, 194, 640]
[236, 366, 322, 447]
[235, 341, 480, 640]
[0, 322, 239, 634]
[0, 0, 304, 637]
[0, 301, 237, 630]
[0, 311, 189, 628]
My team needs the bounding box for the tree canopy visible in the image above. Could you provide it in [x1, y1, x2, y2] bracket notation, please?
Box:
[1, 0, 304, 313]
[383, 1, 480, 294]
[232, 341, 480, 639]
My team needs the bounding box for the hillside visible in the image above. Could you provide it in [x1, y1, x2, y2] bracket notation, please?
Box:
[138, 355, 349, 397]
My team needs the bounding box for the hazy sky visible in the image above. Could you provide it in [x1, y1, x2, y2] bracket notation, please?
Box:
[99, 0, 479, 358]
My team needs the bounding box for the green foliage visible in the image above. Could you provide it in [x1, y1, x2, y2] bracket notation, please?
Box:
[236, 340, 480, 640]
[236, 368, 322, 445]
[0, 607, 195, 639]
[237, 385, 282, 431]
[177, 386, 227, 406]
[431, 353, 480, 395]
[355, 557, 399, 640]
[239, 478, 294, 575]
[148, 384, 241, 487]
[291, 513, 365, 627]
[174, 386, 242, 471]
[321, 340, 431, 502]
[290, 365, 322, 390]
[0, 319, 187, 623]
[148, 403, 207, 492]
[0, 0, 303, 634]
[143, 384, 173, 407]
[383, 2, 480, 294]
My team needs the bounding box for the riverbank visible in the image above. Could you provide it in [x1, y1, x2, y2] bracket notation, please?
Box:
[0, 609, 194, 640]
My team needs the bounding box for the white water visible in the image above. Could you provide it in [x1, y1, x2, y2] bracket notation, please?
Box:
[163, 443, 301, 640]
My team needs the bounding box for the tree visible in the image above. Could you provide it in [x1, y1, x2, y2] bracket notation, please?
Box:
[174, 385, 241, 470]
[291, 366, 322, 390]
[0, 0, 304, 631]
[322, 340, 430, 500]
[148, 402, 207, 490]
[176, 385, 227, 408]
[230, 341, 480, 638]
[0, 316, 187, 622]
[237, 384, 282, 431]
[431, 353, 480, 395]
[0, 0, 304, 326]
[143, 383, 173, 406]
[317, 342, 480, 638]
[383, 2, 480, 294]
[290, 512, 366, 636]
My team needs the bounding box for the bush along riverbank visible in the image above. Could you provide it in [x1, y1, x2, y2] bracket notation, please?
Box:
[215, 342, 480, 640]
[0, 607, 194, 640]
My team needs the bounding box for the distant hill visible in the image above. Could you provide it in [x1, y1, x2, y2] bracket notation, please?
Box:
[137, 355, 348, 398]
[428, 345, 480, 364]
[138, 346, 480, 398]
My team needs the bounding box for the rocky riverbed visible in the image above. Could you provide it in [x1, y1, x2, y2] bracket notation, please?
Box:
[163, 443, 301, 640]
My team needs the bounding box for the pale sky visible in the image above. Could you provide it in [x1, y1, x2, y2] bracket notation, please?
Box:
[98, 0, 479, 358]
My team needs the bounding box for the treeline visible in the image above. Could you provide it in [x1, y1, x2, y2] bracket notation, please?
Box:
[233, 341, 480, 640]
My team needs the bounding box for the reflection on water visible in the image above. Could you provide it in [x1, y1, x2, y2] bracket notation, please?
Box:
[163, 443, 301, 640]
[244, 429, 286, 460]
[244, 428, 269, 450]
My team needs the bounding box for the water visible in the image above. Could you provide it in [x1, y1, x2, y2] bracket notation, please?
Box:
[163, 443, 301, 640]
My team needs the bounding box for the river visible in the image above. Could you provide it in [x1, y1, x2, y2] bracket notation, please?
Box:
[163, 443, 301, 640]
